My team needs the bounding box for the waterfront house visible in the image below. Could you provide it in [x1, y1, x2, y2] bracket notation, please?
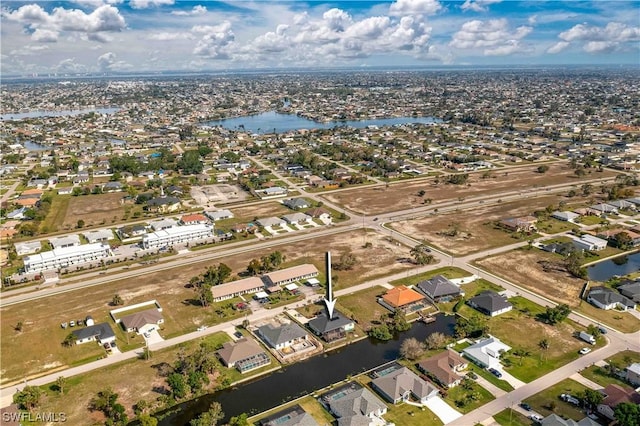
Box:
[319, 382, 387, 425]
[370, 364, 439, 404]
[618, 282, 640, 303]
[307, 309, 355, 342]
[381, 285, 427, 313]
[587, 287, 636, 311]
[257, 322, 309, 351]
[259, 405, 318, 426]
[416, 275, 463, 302]
[216, 338, 271, 373]
[572, 234, 608, 251]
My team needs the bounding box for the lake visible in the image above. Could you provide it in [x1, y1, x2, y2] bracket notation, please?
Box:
[203, 111, 441, 134]
[587, 251, 640, 281]
[1, 107, 120, 120]
[158, 314, 455, 425]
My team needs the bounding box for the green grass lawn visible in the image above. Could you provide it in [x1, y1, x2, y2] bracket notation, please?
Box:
[39, 195, 71, 233]
[384, 403, 443, 426]
[579, 365, 630, 389]
[468, 364, 514, 392]
[493, 408, 532, 426]
[523, 379, 589, 420]
[443, 380, 495, 414]
[336, 285, 389, 329]
[250, 395, 335, 426]
[536, 219, 579, 234]
[578, 216, 607, 226]
[573, 300, 640, 333]
[390, 267, 472, 287]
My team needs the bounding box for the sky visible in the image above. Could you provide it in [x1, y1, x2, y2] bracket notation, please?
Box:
[1, 0, 639, 75]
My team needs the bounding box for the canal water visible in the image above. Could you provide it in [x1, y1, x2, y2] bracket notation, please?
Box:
[158, 314, 455, 425]
[203, 111, 441, 134]
[587, 251, 640, 282]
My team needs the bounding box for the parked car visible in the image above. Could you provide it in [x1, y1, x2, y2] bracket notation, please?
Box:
[598, 326, 607, 334]
[560, 394, 580, 405]
[488, 368, 503, 378]
[467, 372, 478, 380]
[529, 414, 543, 423]
[69, 320, 75, 327]
[579, 347, 592, 355]
[519, 403, 532, 411]
[143, 332, 150, 338]
[234, 331, 243, 339]
[60, 322, 68, 329]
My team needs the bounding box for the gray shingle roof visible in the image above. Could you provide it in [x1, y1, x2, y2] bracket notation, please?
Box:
[416, 275, 461, 299]
[258, 322, 308, 347]
[72, 322, 115, 342]
[308, 310, 353, 335]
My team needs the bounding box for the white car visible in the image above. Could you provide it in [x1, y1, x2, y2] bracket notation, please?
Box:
[529, 414, 544, 423]
[579, 347, 592, 355]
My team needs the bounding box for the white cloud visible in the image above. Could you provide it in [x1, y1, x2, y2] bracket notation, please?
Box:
[129, 0, 174, 9]
[547, 41, 569, 54]
[192, 22, 235, 59]
[2, 4, 126, 43]
[389, 0, 442, 16]
[97, 51, 116, 70]
[553, 21, 640, 54]
[449, 18, 532, 55]
[31, 29, 58, 42]
[461, 0, 502, 13]
[147, 31, 193, 41]
[56, 58, 88, 73]
[171, 5, 206, 17]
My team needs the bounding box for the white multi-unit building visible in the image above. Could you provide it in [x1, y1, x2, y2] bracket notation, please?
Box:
[24, 243, 112, 273]
[141, 224, 213, 249]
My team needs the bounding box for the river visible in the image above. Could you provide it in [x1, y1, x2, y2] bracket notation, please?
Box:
[158, 314, 455, 424]
[203, 111, 441, 134]
[587, 251, 640, 281]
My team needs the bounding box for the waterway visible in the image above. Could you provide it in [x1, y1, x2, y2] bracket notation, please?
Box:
[1, 107, 119, 120]
[203, 111, 441, 134]
[587, 251, 640, 281]
[158, 314, 455, 425]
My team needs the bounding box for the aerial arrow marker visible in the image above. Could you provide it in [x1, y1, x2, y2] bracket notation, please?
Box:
[324, 251, 336, 319]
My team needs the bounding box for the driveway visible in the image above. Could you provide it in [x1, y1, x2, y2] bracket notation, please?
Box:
[495, 367, 526, 389]
[144, 329, 164, 345]
[424, 396, 463, 424]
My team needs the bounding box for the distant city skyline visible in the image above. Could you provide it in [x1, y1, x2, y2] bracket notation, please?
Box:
[1, 0, 639, 76]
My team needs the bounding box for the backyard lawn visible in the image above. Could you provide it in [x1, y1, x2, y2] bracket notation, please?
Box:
[335, 285, 389, 329]
[384, 403, 443, 426]
[443, 379, 495, 414]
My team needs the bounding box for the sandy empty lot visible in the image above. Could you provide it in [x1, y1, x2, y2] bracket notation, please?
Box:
[323, 163, 616, 215]
[62, 192, 125, 229]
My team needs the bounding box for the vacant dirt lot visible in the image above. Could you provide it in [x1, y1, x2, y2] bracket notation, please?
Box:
[391, 194, 593, 255]
[476, 248, 585, 306]
[61, 192, 125, 229]
[0, 230, 413, 383]
[231, 202, 293, 222]
[323, 163, 616, 215]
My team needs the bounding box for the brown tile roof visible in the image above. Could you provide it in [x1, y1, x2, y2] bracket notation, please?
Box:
[417, 350, 467, 386]
[382, 285, 425, 307]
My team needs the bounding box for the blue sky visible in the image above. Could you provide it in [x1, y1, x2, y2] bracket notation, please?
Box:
[1, 1, 638, 75]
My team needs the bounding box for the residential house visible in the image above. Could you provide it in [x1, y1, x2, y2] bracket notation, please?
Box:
[211, 277, 265, 302]
[57, 187, 73, 195]
[597, 384, 640, 420]
[257, 322, 309, 351]
[625, 363, 640, 387]
[149, 218, 178, 231]
[587, 287, 636, 311]
[204, 209, 234, 221]
[82, 229, 114, 244]
[256, 217, 286, 228]
[255, 187, 288, 199]
[72, 322, 116, 345]
[216, 338, 271, 373]
[608, 199, 636, 211]
[305, 207, 331, 221]
[262, 264, 319, 289]
[551, 211, 580, 223]
[499, 216, 537, 233]
[416, 275, 463, 302]
[49, 234, 81, 249]
[307, 309, 355, 342]
[572, 234, 608, 251]
[370, 364, 439, 404]
[618, 282, 640, 303]
[117, 224, 147, 239]
[381, 285, 427, 313]
[144, 196, 181, 213]
[598, 229, 640, 248]
[179, 213, 209, 225]
[259, 405, 318, 426]
[120, 309, 164, 335]
[462, 335, 511, 369]
[590, 203, 619, 216]
[282, 213, 312, 225]
[103, 181, 123, 192]
[467, 291, 513, 317]
[6, 207, 28, 220]
[540, 414, 600, 426]
[283, 198, 310, 210]
[320, 382, 387, 426]
[417, 349, 468, 388]
[15, 241, 42, 257]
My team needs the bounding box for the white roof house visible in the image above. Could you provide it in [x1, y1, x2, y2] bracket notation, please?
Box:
[551, 211, 580, 223]
[15, 241, 42, 257]
[49, 234, 81, 249]
[462, 335, 511, 369]
[256, 217, 286, 228]
[572, 234, 608, 251]
[282, 213, 311, 224]
[141, 224, 213, 249]
[82, 229, 114, 243]
[204, 209, 234, 221]
[149, 218, 179, 231]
